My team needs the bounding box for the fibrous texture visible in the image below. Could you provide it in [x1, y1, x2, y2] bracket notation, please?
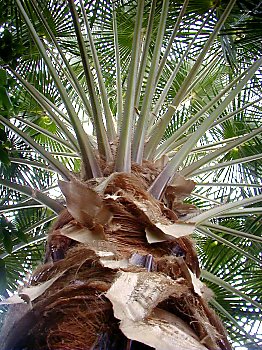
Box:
[1, 165, 231, 350]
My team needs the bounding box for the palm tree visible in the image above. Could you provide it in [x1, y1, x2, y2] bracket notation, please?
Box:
[0, 0, 261, 349]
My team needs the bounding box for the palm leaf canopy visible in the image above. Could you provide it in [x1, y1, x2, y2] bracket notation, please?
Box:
[0, 0, 261, 349]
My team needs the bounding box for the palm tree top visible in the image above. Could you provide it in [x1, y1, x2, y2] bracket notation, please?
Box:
[0, 1, 261, 349]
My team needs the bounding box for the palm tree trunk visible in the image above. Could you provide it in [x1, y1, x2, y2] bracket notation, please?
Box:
[1, 164, 231, 350]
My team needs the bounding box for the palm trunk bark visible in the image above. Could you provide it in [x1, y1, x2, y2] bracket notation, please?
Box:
[1, 162, 231, 350]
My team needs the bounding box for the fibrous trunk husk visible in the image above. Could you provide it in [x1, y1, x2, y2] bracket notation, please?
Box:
[0, 165, 231, 350]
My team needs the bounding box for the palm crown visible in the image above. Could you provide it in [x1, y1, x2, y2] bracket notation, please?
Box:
[0, 0, 261, 349]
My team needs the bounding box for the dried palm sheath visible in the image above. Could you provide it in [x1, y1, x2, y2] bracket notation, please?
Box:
[0, 164, 232, 350]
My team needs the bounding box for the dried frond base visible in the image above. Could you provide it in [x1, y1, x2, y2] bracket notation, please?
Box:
[26, 246, 118, 350]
